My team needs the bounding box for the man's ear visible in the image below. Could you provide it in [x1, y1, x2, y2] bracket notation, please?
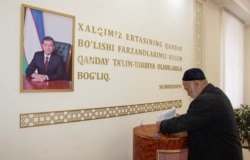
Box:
[193, 80, 201, 88]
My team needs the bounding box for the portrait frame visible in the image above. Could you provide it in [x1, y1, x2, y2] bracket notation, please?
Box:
[20, 4, 75, 92]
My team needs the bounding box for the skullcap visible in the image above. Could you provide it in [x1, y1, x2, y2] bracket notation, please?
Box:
[182, 68, 206, 81]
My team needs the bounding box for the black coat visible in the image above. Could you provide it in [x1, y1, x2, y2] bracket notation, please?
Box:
[26, 51, 65, 80]
[160, 84, 243, 160]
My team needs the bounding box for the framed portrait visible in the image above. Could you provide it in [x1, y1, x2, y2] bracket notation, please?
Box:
[20, 4, 75, 92]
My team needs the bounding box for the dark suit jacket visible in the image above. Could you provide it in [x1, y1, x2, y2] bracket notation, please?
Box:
[26, 51, 65, 80]
[160, 84, 243, 160]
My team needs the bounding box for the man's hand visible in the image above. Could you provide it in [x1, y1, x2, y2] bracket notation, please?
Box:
[31, 73, 47, 82]
[170, 131, 188, 137]
[156, 121, 161, 132]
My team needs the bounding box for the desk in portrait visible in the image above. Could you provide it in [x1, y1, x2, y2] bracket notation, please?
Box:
[22, 76, 72, 91]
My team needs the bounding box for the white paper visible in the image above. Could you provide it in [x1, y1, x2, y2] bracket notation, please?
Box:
[158, 107, 176, 121]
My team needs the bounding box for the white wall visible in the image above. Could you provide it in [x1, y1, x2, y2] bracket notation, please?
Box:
[0, 0, 194, 160]
[244, 25, 250, 104]
[202, 0, 222, 87]
[1, 0, 249, 160]
[222, 10, 244, 108]
[243, 25, 250, 159]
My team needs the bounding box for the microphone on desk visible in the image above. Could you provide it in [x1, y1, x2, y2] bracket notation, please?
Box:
[140, 119, 144, 127]
[153, 133, 159, 139]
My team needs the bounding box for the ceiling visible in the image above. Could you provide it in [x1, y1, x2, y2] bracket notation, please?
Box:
[210, 0, 250, 25]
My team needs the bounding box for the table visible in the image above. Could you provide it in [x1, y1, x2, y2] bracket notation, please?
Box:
[133, 124, 188, 160]
[22, 76, 72, 91]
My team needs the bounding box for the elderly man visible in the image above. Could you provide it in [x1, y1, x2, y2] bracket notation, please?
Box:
[157, 68, 243, 160]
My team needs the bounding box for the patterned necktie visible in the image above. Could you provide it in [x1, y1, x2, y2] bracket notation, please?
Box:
[45, 56, 49, 71]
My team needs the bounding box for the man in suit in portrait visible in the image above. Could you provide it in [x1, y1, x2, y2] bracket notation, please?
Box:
[26, 36, 65, 82]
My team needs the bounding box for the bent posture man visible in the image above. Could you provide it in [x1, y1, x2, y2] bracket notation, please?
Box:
[157, 68, 243, 160]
